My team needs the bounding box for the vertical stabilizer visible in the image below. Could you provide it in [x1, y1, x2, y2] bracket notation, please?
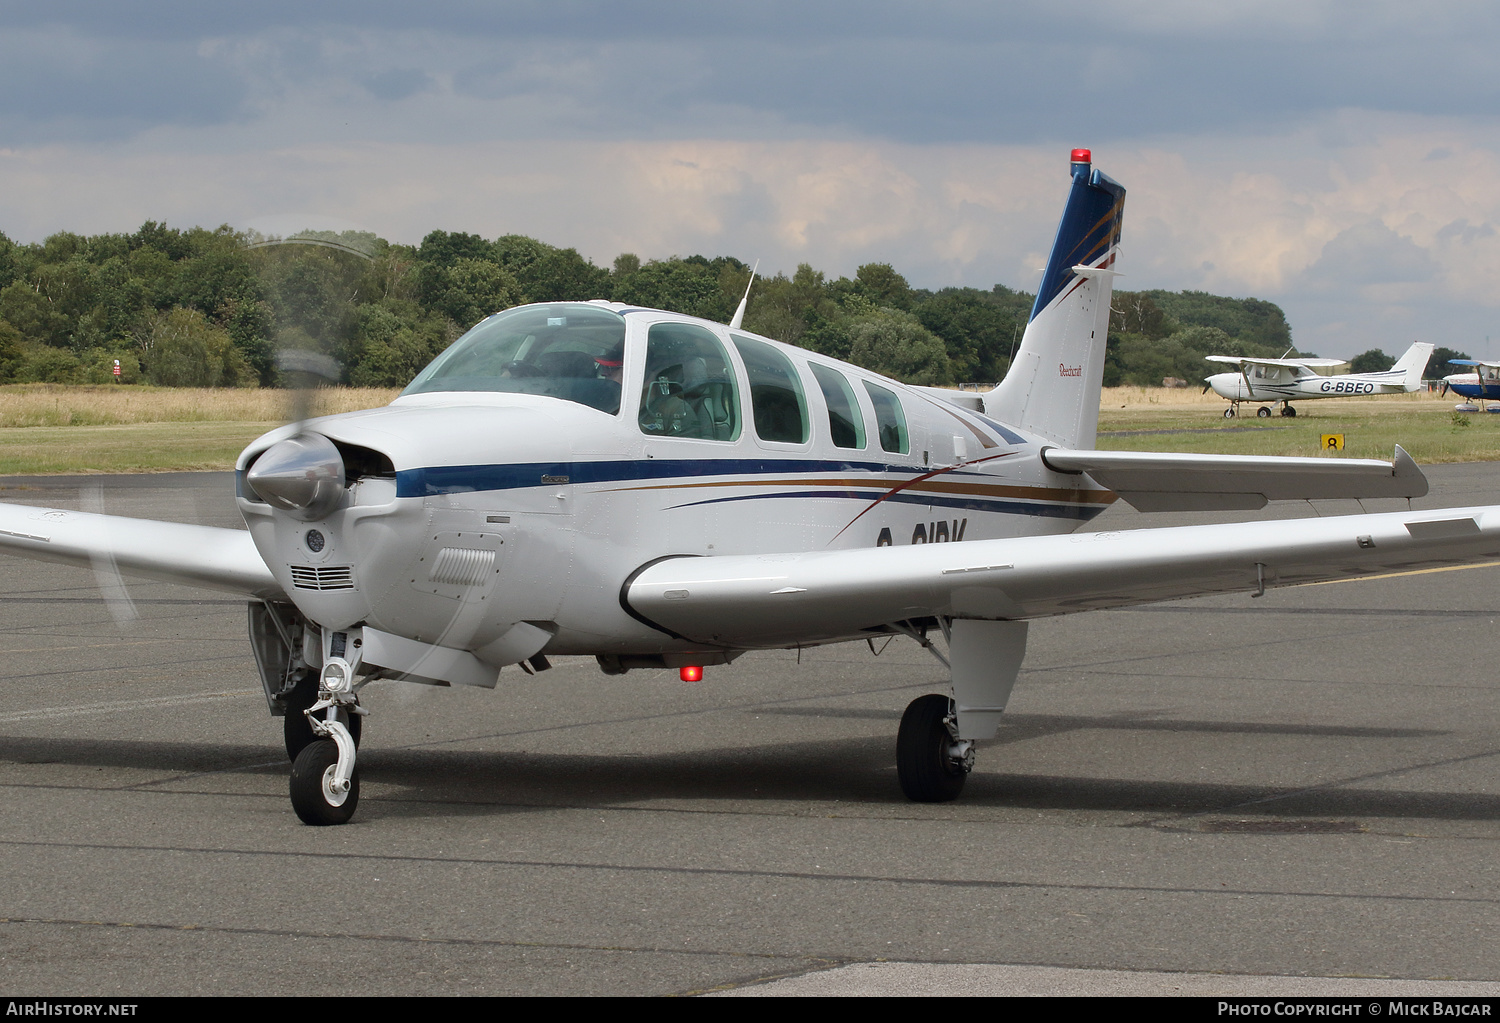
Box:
[1392, 341, 1435, 391]
[984, 150, 1125, 448]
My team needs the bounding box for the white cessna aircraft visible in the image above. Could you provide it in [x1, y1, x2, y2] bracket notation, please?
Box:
[1, 150, 1496, 826]
[1204, 341, 1434, 418]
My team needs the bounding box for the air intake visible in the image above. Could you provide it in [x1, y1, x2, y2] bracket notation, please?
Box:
[429, 548, 496, 587]
[290, 565, 356, 591]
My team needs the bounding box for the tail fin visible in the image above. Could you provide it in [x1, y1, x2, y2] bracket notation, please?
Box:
[984, 150, 1125, 448]
[1392, 341, 1435, 391]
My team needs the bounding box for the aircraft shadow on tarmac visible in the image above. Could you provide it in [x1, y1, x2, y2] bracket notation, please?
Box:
[2, 724, 1495, 825]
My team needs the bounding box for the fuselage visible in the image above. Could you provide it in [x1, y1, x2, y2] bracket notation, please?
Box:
[1442, 373, 1500, 401]
[235, 302, 1115, 666]
[1205, 368, 1409, 403]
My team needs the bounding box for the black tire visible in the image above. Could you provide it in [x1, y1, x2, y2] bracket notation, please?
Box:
[897, 694, 968, 802]
[1223, 407, 1236, 419]
[1285, 406, 1297, 417]
[1256, 406, 1271, 418]
[289, 739, 359, 826]
[283, 673, 361, 760]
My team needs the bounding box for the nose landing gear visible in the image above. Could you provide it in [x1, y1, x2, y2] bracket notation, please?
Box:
[289, 639, 369, 826]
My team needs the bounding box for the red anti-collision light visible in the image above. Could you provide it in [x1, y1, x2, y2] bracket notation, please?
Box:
[1071, 148, 1092, 164]
[680, 666, 703, 682]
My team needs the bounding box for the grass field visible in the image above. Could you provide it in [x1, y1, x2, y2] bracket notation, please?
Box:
[0, 384, 400, 475]
[1096, 387, 1500, 463]
[0, 383, 1493, 474]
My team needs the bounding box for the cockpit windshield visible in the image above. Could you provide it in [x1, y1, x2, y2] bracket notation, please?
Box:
[401, 304, 627, 414]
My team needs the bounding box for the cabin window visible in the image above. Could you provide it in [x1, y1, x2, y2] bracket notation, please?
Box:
[402, 304, 626, 414]
[864, 381, 909, 454]
[731, 334, 809, 444]
[637, 322, 741, 440]
[809, 363, 865, 449]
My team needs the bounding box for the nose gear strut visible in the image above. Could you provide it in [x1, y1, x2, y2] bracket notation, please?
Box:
[289, 633, 370, 826]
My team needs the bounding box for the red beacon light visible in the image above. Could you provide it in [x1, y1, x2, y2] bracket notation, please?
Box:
[1071, 148, 1092, 164]
[679, 665, 703, 682]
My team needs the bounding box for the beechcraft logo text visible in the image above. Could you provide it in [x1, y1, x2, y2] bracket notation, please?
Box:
[1059, 364, 1082, 377]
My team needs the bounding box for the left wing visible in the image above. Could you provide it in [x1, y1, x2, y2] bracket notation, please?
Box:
[1041, 445, 1427, 511]
[626, 504, 1500, 648]
[0, 503, 283, 599]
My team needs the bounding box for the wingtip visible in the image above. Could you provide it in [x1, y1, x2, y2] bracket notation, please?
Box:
[1392, 444, 1429, 497]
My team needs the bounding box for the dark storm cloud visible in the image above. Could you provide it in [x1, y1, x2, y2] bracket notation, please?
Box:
[3, 2, 1500, 144]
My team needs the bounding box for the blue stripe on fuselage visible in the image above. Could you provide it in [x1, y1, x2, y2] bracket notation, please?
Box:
[397, 458, 986, 498]
[666, 488, 1103, 520]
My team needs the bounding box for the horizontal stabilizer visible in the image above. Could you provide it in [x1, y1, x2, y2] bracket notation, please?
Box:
[909, 385, 985, 412]
[626, 501, 1500, 648]
[0, 503, 282, 599]
[1040, 445, 1427, 511]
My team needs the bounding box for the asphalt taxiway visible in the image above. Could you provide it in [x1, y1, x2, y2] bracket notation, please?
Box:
[0, 466, 1496, 996]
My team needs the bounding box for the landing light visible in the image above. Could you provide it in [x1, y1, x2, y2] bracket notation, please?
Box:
[680, 666, 703, 682]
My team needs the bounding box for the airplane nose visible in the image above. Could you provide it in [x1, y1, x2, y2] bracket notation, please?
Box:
[247, 434, 346, 520]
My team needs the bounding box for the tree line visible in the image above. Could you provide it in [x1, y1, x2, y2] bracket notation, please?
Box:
[0, 222, 1455, 389]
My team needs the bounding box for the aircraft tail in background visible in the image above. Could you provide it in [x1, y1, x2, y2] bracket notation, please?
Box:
[984, 150, 1125, 449]
[1392, 341, 1435, 391]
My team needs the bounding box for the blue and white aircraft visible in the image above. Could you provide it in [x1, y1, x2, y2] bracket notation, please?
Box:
[0, 149, 1495, 826]
[1441, 360, 1500, 410]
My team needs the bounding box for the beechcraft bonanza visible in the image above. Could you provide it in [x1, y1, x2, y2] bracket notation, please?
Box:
[1204, 341, 1434, 418]
[2, 149, 1498, 826]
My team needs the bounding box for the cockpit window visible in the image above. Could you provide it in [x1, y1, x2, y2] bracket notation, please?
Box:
[401, 304, 626, 414]
[638, 322, 741, 441]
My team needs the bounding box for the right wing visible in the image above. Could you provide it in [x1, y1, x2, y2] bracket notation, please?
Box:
[0, 503, 283, 599]
[626, 504, 1500, 648]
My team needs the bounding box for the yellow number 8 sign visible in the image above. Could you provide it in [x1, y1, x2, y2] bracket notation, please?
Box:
[1321, 434, 1345, 451]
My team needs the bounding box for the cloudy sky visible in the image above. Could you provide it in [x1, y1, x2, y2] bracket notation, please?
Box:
[3, 1, 1500, 359]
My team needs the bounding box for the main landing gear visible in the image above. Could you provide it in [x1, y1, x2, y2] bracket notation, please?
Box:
[897, 694, 972, 801]
[1224, 402, 1295, 419]
[890, 618, 1030, 804]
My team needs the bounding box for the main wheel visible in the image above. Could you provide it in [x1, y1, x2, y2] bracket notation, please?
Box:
[290, 739, 359, 825]
[1281, 405, 1297, 417]
[897, 694, 968, 802]
[1256, 405, 1271, 418]
[283, 673, 361, 760]
[1223, 407, 1236, 418]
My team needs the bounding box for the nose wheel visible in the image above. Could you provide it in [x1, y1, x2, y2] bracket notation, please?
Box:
[288, 645, 367, 826]
[897, 694, 973, 802]
[290, 736, 359, 826]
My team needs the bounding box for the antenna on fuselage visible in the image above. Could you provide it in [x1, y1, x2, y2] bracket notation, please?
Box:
[728, 260, 759, 330]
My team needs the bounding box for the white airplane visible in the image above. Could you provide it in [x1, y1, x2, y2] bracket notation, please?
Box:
[1, 150, 1496, 827]
[1204, 342, 1435, 418]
